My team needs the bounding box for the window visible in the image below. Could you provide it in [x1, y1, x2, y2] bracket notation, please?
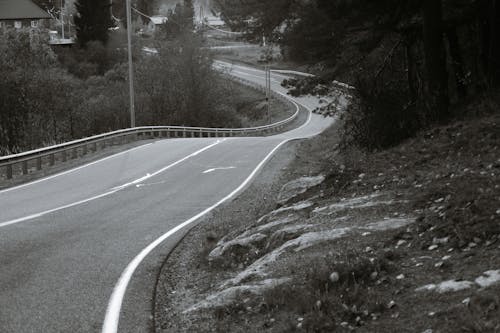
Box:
[31, 20, 38, 28]
[14, 21, 22, 29]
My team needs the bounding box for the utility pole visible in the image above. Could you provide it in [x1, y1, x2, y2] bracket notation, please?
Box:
[126, 0, 136, 127]
[265, 65, 271, 123]
[60, 0, 65, 39]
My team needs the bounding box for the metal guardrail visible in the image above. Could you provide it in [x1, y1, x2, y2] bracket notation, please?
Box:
[0, 77, 299, 180]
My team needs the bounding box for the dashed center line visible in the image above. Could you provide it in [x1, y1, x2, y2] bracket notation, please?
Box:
[202, 166, 236, 174]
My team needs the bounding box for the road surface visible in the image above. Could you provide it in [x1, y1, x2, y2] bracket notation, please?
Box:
[0, 63, 334, 332]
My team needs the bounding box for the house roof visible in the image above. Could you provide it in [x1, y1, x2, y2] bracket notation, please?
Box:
[0, 0, 51, 20]
[150, 16, 167, 25]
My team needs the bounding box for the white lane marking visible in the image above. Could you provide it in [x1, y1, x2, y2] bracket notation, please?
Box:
[202, 166, 236, 174]
[215, 60, 290, 79]
[0, 143, 153, 195]
[232, 70, 281, 84]
[0, 140, 225, 229]
[112, 140, 224, 191]
[102, 97, 313, 333]
[0, 190, 118, 228]
[135, 181, 168, 188]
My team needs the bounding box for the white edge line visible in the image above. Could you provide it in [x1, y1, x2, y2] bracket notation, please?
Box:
[0, 140, 224, 229]
[101, 98, 310, 333]
[0, 143, 154, 194]
[232, 70, 281, 84]
[222, 61, 293, 79]
[0, 190, 118, 228]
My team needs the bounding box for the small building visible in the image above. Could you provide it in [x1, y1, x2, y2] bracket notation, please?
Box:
[48, 30, 75, 46]
[0, 0, 51, 31]
[147, 15, 167, 33]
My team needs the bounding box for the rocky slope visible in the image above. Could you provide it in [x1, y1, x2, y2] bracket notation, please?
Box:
[154, 104, 500, 332]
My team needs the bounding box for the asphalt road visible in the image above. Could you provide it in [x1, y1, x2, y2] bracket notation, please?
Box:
[0, 63, 334, 332]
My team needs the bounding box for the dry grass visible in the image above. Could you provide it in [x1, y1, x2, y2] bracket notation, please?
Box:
[155, 95, 500, 332]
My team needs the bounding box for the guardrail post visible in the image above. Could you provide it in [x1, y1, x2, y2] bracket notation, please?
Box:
[36, 157, 42, 170]
[82, 145, 87, 156]
[93, 142, 97, 152]
[61, 150, 67, 162]
[6, 164, 13, 179]
[22, 161, 28, 175]
[49, 154, 55, 166]
[183, 129, 186, 138]
[72, 148, 77, 159]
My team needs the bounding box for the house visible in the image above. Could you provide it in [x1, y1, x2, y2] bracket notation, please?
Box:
[0, 0, 51, 30]
[147, 15, 167, 33]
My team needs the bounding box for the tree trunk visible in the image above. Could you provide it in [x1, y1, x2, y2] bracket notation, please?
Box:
[446, 27, 467, 99]
[479, 0, 491, 75]
[422, 0, 449, 121]
[405, 38, 417, 103]
[488, 0, 500, 85]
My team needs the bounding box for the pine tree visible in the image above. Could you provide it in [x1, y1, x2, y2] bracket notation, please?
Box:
[422, 0, 449, 121]
[74, 0, 112, 47]
[182, 0, 195, 31]
[160, 0, 195, 39]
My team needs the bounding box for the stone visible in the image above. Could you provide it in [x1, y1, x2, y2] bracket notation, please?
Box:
[329, 272, 340, 283]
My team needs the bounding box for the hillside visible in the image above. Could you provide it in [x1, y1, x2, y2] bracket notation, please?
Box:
[154, 93, 500, 332]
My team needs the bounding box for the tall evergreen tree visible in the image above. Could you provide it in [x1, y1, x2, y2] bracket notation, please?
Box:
[74, 0, 112, 47]
[160, 0, 195, 39]
[422, 0, 449, 121]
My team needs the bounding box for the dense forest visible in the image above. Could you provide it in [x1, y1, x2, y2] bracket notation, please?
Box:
[0, 0, 239, 155]
[216, 0, 500, 149]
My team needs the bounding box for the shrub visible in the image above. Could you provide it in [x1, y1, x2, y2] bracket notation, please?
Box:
[340, 76, 422, 151]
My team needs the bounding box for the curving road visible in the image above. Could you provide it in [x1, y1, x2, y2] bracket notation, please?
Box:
[0, 63, 334, 332]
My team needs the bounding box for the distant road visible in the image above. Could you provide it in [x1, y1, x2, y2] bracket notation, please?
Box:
[0, 63, 334, 332]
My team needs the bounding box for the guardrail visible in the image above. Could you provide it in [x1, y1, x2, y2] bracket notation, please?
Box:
[0, 77, 299, 180]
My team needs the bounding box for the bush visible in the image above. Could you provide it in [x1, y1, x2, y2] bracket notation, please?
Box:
[340, 77, 422, 151]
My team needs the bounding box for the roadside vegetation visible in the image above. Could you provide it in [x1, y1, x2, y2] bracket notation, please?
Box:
[155, 1, 500, 332]
[216, 0, 500, 149]
[155, 97, 499, 332]
[0, 0, 280, 156]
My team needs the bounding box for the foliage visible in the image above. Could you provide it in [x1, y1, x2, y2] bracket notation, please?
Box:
[136, 33, 240, 128]
[0, 20, 250, 155]
[340, 76, 421, 151]
[219, 0, 500, 149]
[74, 0, 112, 47]
[110, 0, 153, 25]
[214, 0, 293, 40]
[159, 0, 195, 40]
[55, 38, 127, 78]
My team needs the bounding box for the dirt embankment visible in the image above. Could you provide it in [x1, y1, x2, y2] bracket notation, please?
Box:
[155, 110, 500, 332]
